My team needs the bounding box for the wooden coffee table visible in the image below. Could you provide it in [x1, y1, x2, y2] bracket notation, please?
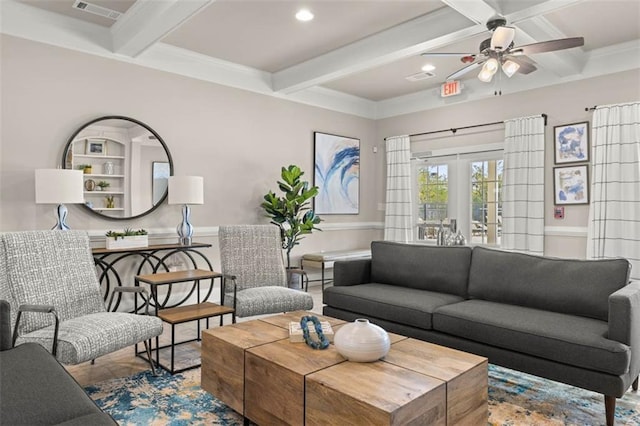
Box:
[201, 311, 487, 425]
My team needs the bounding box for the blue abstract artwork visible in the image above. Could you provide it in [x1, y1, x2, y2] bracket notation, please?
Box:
[554, 121, 589, 164]
[314, 132, 360, 214]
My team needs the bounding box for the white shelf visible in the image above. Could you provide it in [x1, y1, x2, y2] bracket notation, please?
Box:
[75, 154, 125, 160]
[84, 174, 124, 178]
[84, 191, 124, 195]
[92, 208, 125, 211]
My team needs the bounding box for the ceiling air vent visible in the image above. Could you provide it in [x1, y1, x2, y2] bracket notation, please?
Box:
[405, 71, 436, 82]
[72, 0, 122, 20]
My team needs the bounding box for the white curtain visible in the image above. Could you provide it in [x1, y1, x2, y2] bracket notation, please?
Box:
[501, 115, 545, 255]
[384, 135, 412, 242]
[587, 102, 640, 280]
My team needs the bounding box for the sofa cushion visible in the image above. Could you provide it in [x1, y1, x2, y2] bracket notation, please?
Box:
[433, 300, 630, 376]
[468, 246, 630, 321]
[370, 241, 472, 297]
[0, 342, 116, 425]
[324, 283, 464, 329]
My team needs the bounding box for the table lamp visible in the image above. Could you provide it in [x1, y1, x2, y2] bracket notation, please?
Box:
[35, 169, 85, 230]
[168, 176, 204, 245]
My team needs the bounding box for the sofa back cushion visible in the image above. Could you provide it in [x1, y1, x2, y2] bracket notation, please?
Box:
[468, 246, 630, 321]
[370, 241, 472, 297]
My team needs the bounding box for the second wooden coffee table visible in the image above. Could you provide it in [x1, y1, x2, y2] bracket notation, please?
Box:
[201, 311, 487, 425]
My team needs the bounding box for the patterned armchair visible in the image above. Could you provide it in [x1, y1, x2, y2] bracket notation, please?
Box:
[0, 230, 162, 373]
[218, 225, 313, 322]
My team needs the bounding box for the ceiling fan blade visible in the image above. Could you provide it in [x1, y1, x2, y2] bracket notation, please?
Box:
[511, 37, 584, 55]
[491, 26, 515, 51]
[507, 57, 537, 75]
[446, 60, 485, 81]
[421, 52, 476, 57]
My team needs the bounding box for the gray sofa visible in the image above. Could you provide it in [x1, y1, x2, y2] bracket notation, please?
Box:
[323, 241, 640, 426]
[0, 300, 116, 425]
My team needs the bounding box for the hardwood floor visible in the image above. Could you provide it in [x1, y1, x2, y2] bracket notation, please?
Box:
[65, 285, 325, 386]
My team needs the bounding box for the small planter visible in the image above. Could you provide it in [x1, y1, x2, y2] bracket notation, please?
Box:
[105, 235, 148, 250]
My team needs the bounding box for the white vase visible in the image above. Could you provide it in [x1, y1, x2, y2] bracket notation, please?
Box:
[334, 318, 390, 362]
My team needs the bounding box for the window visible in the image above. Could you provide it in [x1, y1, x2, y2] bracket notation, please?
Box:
[412, 145, 503, 246]
[471, 160, 503, 245]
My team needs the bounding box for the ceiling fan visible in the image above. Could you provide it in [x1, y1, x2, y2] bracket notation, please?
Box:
[423, 15, 584, 83]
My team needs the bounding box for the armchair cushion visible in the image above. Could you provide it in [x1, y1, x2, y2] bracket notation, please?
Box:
[16, 311, 163, 364]
[2, 231, 105, 334]
[224, 286, 313, 318]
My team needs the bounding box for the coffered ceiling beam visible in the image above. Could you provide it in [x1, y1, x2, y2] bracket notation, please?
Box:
[272, 0, 587, 95]
[440, 0, 499, 24]
[272, 8, 479, 94]
[111, 0, 214, 57]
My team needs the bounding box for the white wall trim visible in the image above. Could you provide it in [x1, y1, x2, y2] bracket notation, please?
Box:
[544, 226, 588, 237]
[88, 222, 384, 242]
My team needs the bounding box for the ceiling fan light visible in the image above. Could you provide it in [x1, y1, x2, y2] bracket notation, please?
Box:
[478, 68, 494, 82]
[502, 60, 520, 77]
[483, 58, 499, 73]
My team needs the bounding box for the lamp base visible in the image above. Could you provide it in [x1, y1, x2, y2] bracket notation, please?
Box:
[53, 204, 70, 231]
[176, 204, 194, 246]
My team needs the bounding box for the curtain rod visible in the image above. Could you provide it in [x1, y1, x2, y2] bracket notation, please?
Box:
[585, 106, 597, 111]
[385, 113, 547, 141]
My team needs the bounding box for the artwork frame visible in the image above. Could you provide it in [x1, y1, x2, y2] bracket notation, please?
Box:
[313, 132, 360, 215]
[553, 164, 589, 205]
[553, 121, 589, 164]
[85, 139, 106, 156]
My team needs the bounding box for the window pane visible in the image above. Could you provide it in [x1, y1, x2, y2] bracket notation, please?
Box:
[470, 160, 502, 245]
[416, 164, 448, 242]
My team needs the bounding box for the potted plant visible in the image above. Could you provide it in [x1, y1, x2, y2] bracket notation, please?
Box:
[77, 164, 92, 174]
[96, 181, 110, 191]
[105, 228, 148, 249]
[261, 165, 322, 268]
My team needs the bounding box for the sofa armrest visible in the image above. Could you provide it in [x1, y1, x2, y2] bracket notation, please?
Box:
[0, 300, 11, 351]
[333, 259, 372, 287]
[609, 280, 640, 381]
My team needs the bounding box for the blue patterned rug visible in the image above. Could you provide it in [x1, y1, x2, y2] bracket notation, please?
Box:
[86, 364, 639, 425]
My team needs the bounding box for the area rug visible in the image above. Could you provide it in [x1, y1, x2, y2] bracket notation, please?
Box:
[86, 364, 640, 425]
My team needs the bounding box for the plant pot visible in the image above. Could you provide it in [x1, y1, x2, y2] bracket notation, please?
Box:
[333, 318, 390, 362]
[105, 235, 148, 250]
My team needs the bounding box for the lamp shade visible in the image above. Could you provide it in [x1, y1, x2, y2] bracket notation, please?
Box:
[35, 169, 84, 204]
[168, 176, 204, 205]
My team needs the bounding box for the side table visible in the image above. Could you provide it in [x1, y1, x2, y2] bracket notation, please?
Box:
[135, 269, 234, 374]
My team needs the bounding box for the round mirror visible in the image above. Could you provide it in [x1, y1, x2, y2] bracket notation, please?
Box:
[62, 116, 173, 220]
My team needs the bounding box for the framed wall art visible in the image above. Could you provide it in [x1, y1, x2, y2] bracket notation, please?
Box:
[85, 139, 106, 156]
[553, 121, 589, 164]
[313, 132, 360, 214]
[553, 164, 589, 205]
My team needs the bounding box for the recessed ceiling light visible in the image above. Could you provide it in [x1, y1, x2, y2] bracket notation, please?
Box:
[296, 9, 314, 22]
[421, 64, 436, 72]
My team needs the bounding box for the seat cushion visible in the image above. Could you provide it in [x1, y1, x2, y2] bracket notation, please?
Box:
[16, 312, 163, 364]
[225, 286, 313, 318]
[0, 342, 116, 425]
[324, 283, 465, 330]
[433, 300, 630, 375]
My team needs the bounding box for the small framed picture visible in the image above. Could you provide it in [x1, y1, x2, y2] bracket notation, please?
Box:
[553, 122, 589, 164]
[86, 139, 106, 156]
[553, 165, 589, 205]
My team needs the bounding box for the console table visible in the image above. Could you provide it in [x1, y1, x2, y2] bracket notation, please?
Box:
[92, 242, 213, 311]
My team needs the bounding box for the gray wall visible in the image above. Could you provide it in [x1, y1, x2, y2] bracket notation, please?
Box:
[377, 69, 640, 258]
[2, 34, 639, 263]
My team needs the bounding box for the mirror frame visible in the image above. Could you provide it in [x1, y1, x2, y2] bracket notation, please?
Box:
[61, 115, 174, 221]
